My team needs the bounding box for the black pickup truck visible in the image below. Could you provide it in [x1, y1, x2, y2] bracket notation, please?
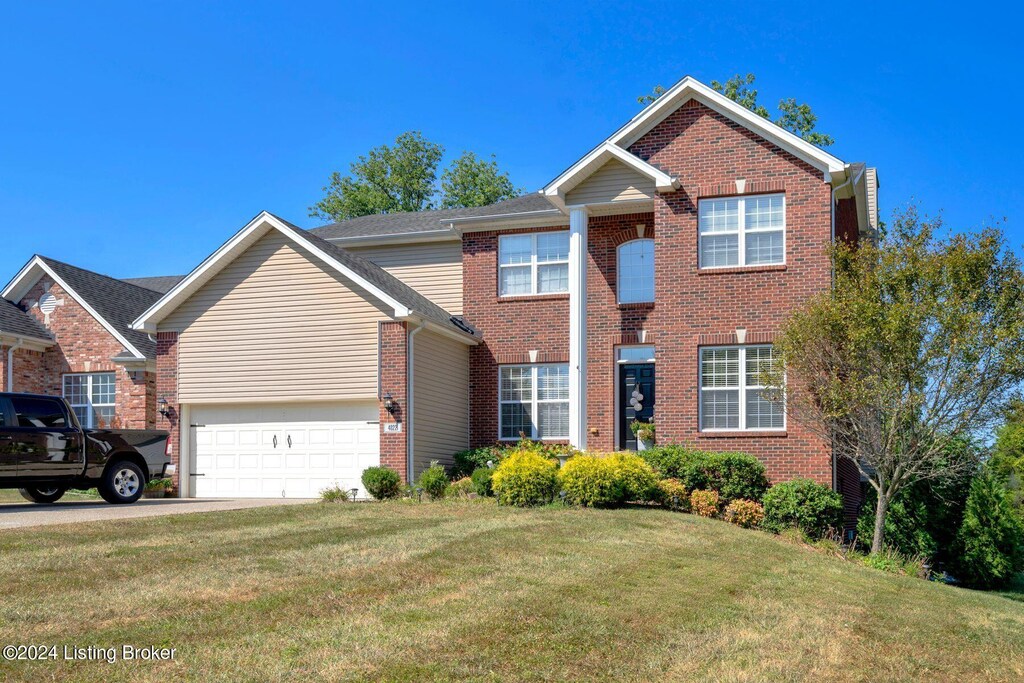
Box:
[0, 393, 170, 504]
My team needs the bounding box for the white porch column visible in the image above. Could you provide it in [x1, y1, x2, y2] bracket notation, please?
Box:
[568, 205, 588, 450]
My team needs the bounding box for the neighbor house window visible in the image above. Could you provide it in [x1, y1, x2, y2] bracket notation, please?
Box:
[63, 372, 116, 428]
[698, 194, 785, 268]
[499, 364, 569, 440]
[617, 239, 655, 303]
[498, 231, 569, 296]
[700, 346, 784, 431]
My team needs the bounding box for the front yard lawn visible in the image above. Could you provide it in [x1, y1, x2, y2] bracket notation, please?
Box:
[0, 500, 1021, 682]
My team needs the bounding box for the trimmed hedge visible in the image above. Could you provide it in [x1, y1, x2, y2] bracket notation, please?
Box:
[453, 441, 576, 478]
[560, 455, 623, 507]
[609, 452, 659, 502]
[762, 478, 843, 539]
[639, 446, 769, 503]
[492, 449, 560, 506]
[361, 466, 402, 500]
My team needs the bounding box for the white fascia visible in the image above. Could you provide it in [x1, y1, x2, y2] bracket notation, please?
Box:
[543, 143, 679, 211]
[2, 256, 147, 360]
[131, 212, 412, 333]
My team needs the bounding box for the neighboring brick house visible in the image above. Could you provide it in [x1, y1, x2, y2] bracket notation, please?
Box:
[1, 256, 181, 430]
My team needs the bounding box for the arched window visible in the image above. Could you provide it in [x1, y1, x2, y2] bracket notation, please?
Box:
[617, 239, 654, 303]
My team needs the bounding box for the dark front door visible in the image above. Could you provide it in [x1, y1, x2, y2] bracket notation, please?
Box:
[619, 363, 655, 450]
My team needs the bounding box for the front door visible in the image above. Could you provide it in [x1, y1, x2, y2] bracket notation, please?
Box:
[619, 363, 655, 450]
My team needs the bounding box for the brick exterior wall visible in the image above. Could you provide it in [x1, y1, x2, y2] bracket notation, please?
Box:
[12, 280, 155, 429]
[156, 331, 179, 493]
[465, 99, 836, 487]
[379, 321, 409, 482]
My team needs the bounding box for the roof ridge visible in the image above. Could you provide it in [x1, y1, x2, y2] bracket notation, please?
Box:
[36, 255, 170, 296]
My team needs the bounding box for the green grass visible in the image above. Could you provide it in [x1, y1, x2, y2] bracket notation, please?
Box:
[0, 500, 1021, 682]
[0, 488, 100, 503]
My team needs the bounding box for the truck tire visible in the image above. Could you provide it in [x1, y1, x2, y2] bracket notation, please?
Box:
[18, 486, 67, 504]
[98, 460, 145, 504]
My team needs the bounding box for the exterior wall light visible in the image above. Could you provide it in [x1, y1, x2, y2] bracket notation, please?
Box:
[383, 392, 397, 414]
[158, 397, 171, 418]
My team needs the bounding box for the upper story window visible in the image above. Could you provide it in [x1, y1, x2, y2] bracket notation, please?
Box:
[698, 194, 785, 268]
[499, 231, 569, 296]
[617, 239, 655, 304]
[63, 372, 116, 428]
[700, 345, 784, 431]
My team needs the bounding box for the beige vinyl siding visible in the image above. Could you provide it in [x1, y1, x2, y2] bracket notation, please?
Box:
[162, 231, 392, 403]
[412, 329, 470, 476]
[565, 158, 655, 205]
[347, 241, 462, 314]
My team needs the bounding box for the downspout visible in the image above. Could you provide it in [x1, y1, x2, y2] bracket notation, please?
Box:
[6, 338, 24, 391]
[406, 322, 426, 482]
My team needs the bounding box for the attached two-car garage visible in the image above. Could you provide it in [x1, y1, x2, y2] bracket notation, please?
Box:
[189, 403, 379, 499]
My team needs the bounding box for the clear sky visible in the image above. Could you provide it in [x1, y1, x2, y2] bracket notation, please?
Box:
[2, 1, 1021, 280]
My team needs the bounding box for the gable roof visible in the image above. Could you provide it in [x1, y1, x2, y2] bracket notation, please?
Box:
[543, 142, 679, 210]
[0, 298, 53, 344]
[310, 193, 558, 242]
[2, 256, 166, 359]
[132, 211, 480, 344]
[121, 275, 184, 293]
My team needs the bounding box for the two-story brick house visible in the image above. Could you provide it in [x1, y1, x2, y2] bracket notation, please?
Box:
[125, 76, 878, 504]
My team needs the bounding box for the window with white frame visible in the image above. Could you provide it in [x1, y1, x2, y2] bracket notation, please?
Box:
[700, 346, 784, 431]
[499, 364, 569, 440]
[63, 372, 116, 428]
[617, 239, 655, 303]
[698, 194, 785, 268]
[498, 231, 569, 296]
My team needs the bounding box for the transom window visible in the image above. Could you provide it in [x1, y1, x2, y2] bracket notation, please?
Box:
[617, 239, 655, 303]
[499, 364, 569, 440]
[499, 232, 569, 296]
[700, 346, 784, 431]
[698, 194, 785, 268]
[63, 373, 116, 428]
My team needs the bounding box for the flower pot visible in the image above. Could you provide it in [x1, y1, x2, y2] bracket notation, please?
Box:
[638, 437, 654, 451]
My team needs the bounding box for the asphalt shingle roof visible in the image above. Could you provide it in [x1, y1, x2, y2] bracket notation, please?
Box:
[270, 214, 480, 339]
[37, 257, 166, 358]
[0, 298, 53, 341]
[121, 275, 184, 293]
[310, 193, 557, 240]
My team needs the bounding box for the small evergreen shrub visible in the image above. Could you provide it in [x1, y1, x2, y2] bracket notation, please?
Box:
[559, 455, 623, 507]
[447, 476, 474, 498]
[452, 445, 505, 478]
[639, 446, 769, 502]
[656, 478, 690, 511]
[609, 452, 659, 502]
[952, 472, 1024, 589]
[724, 499, 765, 528]
[418, 461, 449, 500]
[762, 478, 843, 539]
[361, 466, 402, 500]
[470, 466, 495, 497]
[319, 484, 349, 503]
[690, 489, 720, 518]
[491, 448, 560, 507]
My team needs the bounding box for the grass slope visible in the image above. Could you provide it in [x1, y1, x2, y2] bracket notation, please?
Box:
[0, 500, 1021, 682]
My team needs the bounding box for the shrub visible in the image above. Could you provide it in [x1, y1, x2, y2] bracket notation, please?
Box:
[491, 448, 559, 507]
[952, 472, 1024, 589]
[447, 477, 474, 498]
[609, 452, 659, 502]
[862, 548, 931, 579]
[639, 446, 769, 503]
[361, 466, 402, 500]
[452, 445, 505, 478]
[470, 466, 495, 497]
[656, 478, 689, 511]
[319, 484, 349, 503]
[559, 455, 623, 507]
[690, 489, 720, 518]
[762, 478, 843, 539]
[417, 461, 449, 500]
[724, 499, 765, 529]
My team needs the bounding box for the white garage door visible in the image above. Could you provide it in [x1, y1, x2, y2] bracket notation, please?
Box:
[189, 403, 379, 499]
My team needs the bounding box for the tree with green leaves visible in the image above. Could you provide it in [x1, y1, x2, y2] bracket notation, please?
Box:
[952, 470, 1024, 588]
[638, 73, 835, 147]
[991, 400, 1024, 487]
[764, 207, 1024, 554]
[310, 132, 522, 221]
[440, 151, 524, 209]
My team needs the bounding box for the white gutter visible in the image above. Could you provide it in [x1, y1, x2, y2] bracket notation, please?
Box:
[6, 338, 24, 391]
[406, 322, 426, 482]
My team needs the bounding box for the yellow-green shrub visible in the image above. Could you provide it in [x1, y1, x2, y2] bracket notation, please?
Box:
[446, 476, 474, 498]
[609, 452, 659, 502]
[491, 449, 559, 506]
[656, 478, 690, 511]
[690, 489, 721, 517]
[724, 499, 765, 528]
[559, 455, 623, 507]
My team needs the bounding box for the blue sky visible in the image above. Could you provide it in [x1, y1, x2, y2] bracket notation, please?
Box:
[1, 1, 1021, 280]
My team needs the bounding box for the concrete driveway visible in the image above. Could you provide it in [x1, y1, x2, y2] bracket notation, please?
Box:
[0, 497, 316, 530]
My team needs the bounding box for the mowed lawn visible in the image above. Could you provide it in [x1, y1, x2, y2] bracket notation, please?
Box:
[0, 500, 1022, 682]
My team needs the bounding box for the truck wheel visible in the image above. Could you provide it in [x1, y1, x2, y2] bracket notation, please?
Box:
[98, 460, 145, 504]
[18, 487, 67, 504]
